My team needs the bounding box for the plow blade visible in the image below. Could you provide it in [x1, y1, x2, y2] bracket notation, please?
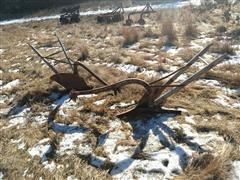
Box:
[50, 73, 91, 91]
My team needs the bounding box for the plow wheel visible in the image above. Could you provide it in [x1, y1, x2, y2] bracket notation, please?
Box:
[138, 18, 145, 25]
[116, 87, 181, 119]
[126, 19, 133, 26]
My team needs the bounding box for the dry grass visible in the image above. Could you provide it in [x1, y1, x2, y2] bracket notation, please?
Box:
[157, 37, 167, 49]
[177, 48, 195, 62]
[229, 27, 240, 39]
[210, 41, 235, 55]
[144, 28, 159, 38]
[109, 53, 123, 64]
[127, 53, 148, 67]
[87, 64, 129, 85]
[194, 123, 240, 145]
[177, 144, 233, 180]
[0, 121, 111, 179]
[161, 20, 178, 44]
[121, 27, 142, 47]
[184, 23, 198, 38]
[77, 45, 89, 61]
[204, 64, 240, 87]
[216, 25, 227, 34]
[1, 5, 240, 179]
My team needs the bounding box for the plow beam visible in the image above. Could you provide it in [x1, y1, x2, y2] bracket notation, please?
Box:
[154, 54, 226, 105]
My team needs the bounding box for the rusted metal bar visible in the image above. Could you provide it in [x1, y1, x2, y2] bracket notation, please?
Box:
[70, 78, 182, 98]
[55, 34, 74, 71]
[155, 43, 213, 94]
[150, 67, 183, 85]
[97, 6, 124, 24]
[44, 50, 63, 58]
[71, 78, 151, 97]
[150, 44, 212, 86]
[45, 57, 69, 65]
[29, 44, 58, 74]
[126, 2, 155, 26]
[50, 73, 91, 91]
[73, 61, 108, 86]
[199, 56, 209, 65]
[30, 35, 227, 119]
[154, 54, 226, 105]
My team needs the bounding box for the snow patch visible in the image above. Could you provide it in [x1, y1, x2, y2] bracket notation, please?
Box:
[54, 123, 86, 155]
[90, 155, 107, 168]
[145, 60, 158, 65]
[94, 99, 106, 106]
[58, 132, 85, 155]
[67, 176, 78, 180]
[185, 116, 195, 124]
[190, 37, 213, 50]
[232, 161, 240, 180]
[112, 63, 139, 73]
[52, 94, 70, 107]
[107, 62, 159, 77]
[31, 112, 48, 125]
[43, 161, 56, 172]
[28, 138, 52, 162]
[9, 69, 20, 73]
[108, 115, 224, 178]
[224, 54, 240, 65]
[181, 123, 224, 151]
[1, 79, 20, 91]
[126, 43, 140, 50]
[196, 79, 221, 87]
[190, 0, 202, 5]
[18, 142, 26, 150]
[11, 138, 26, 150]
[7, 105, 30, 128]
[161, 45, 182, 56]
[0, 172, 4, 180]
[109, 101, 135, 110]
[0, 49, 5, 54]
[213, 94, 232, 107]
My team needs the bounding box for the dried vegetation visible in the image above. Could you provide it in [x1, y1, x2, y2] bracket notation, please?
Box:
[1, 2, 240, 179]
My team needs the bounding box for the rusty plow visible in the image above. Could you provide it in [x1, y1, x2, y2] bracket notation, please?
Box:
[70, 44, 226, 118]
[30, 39, 226, 118]
[29, 34, 112, 92]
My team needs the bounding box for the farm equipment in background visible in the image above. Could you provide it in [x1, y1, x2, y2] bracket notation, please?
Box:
[97, 5, 125, 24]
[60, 5, 80, 24]
[126, 2, 155, 26]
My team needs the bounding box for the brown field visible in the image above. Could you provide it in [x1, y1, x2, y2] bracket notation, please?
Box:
[0, 2, 240, 180]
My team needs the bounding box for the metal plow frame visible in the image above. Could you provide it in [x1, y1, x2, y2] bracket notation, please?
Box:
[60, 5, 80, 25]
[70, 43, 226, 118]
[29, 34, 112, 92]
[97, 5, 125, 24]
[126, 2, 155, 26]
[30, 37, 225, 118]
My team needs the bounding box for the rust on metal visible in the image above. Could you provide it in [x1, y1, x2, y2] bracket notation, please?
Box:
[29, 34, 111, 92]
[97, 5, 125, 24]
[60, 5, 80, 24]
[69, 44, 226, 118]
[50, 73, 91, 91]
[30, 37, 225, 119]
[126, 2, 155, 26]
